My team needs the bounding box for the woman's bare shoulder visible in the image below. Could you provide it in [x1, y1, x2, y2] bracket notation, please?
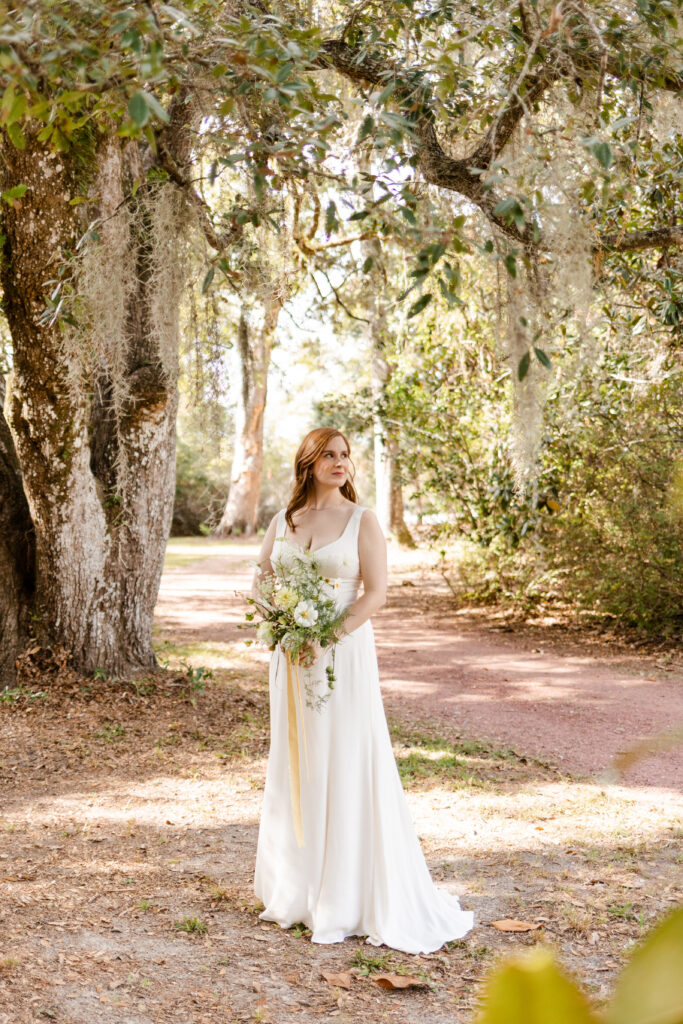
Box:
[358, 507, 383, 534]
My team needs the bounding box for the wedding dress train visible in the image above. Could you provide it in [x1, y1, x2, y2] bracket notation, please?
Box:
[254, 505, 473, 954]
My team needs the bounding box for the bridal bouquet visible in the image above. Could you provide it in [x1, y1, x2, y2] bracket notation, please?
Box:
[245, 542, 348, 706]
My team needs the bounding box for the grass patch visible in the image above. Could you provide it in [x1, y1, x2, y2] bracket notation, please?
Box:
[173, 917, 208, 935]
[389, 721, 528, 790]
[95, 721, 126, 743]
[163, 537, 254, 569]
[1, 686, 48, 704]
[350, 949, 395, 975]
[607, 902, 641, 922]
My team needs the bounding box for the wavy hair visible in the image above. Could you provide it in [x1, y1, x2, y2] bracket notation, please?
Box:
[285, 427, 357, 530]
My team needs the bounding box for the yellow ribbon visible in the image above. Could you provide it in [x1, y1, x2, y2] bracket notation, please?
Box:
[285, 650, 309, 848]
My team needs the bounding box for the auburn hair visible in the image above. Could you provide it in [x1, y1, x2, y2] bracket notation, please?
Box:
[285, 427, 357, 530]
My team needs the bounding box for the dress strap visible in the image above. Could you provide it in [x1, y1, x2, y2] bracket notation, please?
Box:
[346, 504, 366, 544]
[277, 508, 287, 536]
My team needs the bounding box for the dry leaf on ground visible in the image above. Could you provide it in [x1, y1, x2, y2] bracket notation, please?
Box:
[372, 973, 428, 989]
[491, 919, 541, 932]
[321, 970, 352, 989]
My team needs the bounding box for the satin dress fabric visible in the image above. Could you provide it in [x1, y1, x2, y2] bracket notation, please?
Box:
[254, 505, 473, 953]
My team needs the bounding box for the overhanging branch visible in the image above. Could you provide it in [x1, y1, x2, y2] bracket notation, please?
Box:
[316, 38, 682, 254]
[599, 225, 683, 253]
[317, 39, 556, 244]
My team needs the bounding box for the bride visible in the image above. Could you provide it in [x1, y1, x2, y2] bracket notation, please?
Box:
[253, 426, 473, 953]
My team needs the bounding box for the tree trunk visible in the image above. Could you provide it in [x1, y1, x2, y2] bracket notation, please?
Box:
[0, 126, 189, 678]
[364, 239, 414, 546]
[371, 345, 415, 546]
[215, 293, 281, 537]
[0, 375, 35, 683]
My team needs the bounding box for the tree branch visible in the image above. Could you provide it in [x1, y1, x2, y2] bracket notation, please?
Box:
[317, 38, 682, 254]
[599, 225, 683, 253]
[316, 39, 556, 243]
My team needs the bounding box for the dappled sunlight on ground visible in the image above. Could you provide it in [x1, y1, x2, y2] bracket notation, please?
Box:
[2, 540, 680, 1023]
[156, 538, 683, 788]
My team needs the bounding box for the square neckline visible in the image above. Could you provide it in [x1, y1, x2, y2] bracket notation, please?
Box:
[281, 505, 362, 555]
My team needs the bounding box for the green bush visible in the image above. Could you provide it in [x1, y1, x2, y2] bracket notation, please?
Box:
[539, 372, 683, 635]
[172, 437, 229, 536]
[388, 334, 682, 638]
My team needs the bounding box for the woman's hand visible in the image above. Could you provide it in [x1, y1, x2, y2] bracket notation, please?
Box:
[299, 639, 323, 667]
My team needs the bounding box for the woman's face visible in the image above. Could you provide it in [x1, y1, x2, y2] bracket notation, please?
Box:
[311, 435, 350, 489]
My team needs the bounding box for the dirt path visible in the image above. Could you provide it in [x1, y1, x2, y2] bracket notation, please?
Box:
[2, 538, 681, 1024]
[156, 541, 683, 791]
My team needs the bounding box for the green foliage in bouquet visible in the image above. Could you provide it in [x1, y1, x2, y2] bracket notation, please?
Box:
[476, 906, 683, 1024]
[245, 542, 348, 701]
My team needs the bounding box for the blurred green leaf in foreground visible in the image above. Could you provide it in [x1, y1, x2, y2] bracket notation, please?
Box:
[477, 907, 683, 1024]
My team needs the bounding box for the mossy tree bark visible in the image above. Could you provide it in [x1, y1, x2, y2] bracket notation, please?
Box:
[0, 125, 188, 678]
[215, 292, 282, 537]
[0, 374, 35, 682]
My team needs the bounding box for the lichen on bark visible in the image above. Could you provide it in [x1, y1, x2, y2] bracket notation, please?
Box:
[0, 123, 193, 677]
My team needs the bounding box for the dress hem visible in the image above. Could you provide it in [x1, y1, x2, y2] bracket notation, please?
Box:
[258, 907, 475, 955]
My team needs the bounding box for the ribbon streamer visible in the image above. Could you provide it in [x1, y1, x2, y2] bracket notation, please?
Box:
[285, 650, 308, 847]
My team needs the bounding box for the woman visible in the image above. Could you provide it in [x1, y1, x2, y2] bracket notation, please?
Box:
[253, 427, 473, 953]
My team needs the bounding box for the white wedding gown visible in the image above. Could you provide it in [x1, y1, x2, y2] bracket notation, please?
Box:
[254, 505, 473, 953]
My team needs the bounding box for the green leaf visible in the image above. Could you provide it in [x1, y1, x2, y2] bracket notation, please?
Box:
[408, 293, 432, 318]
[438, 277, 461, 308]
[534, 347, 551, 369]
[6, 121, 25, 149]
[362, 256, 374, 273]
[607, 907, 683, 1024]
[517, 351, 531, 381]
[1, 184, 27, 204]
[202, 267, 215, 294]
[477, 947, 599, 1024]
[375, 82, 395, 104]
[253, 171, 266, 203]
[592, 141, 614, 169]
[5, 91, 27, 126]
[128, 91, 150, 127]
[357, 114, 374, 142]
[325, 200, 338, 235]
[505, 254, 517, 278]
[582, 137, 614, 170]
[493, 198, 525, 230]
[143, 91, 170, 124]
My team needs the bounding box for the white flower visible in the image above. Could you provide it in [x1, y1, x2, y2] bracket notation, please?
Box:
[256, 622, 276, 646]
[293, 600, 319, 627]
[274, 543, 297, 569]
[274, 586, 299, 612]
[319, 577, 342, 600]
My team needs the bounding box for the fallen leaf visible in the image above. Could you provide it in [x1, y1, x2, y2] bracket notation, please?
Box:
[491, 919, 541, 932]
[321, 971, 352, 989]
[372, 973, 427, 989]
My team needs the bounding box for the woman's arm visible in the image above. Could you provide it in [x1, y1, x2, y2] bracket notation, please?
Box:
[251, 513, 279, 598]
[340, 508, 388, 636]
